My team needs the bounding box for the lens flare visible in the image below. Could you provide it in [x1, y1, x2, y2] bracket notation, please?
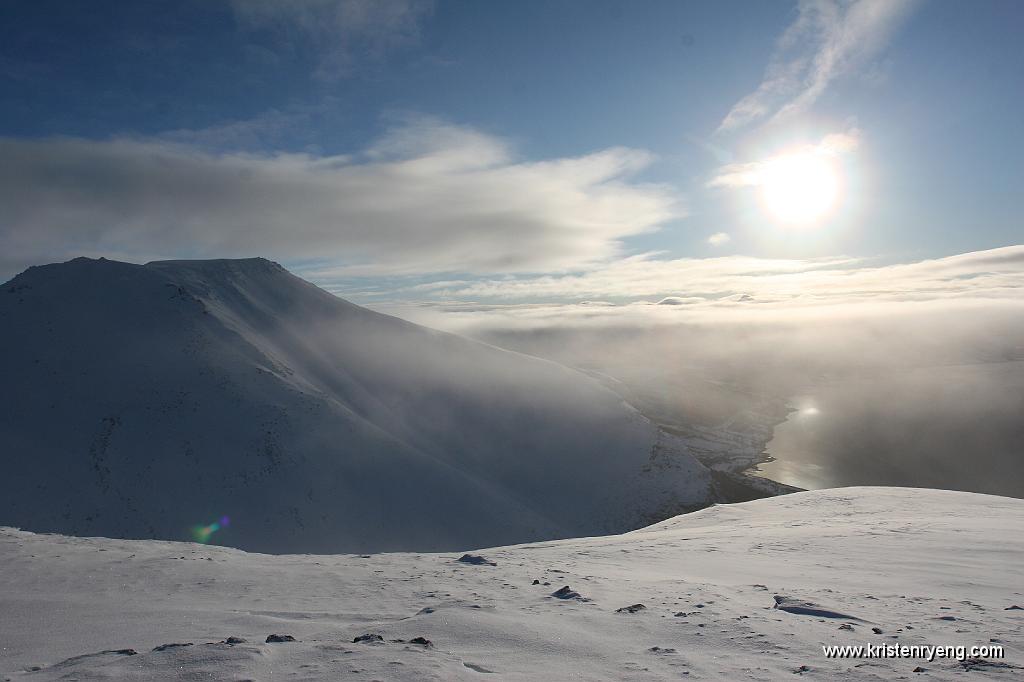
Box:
[191, 515, 231, 544]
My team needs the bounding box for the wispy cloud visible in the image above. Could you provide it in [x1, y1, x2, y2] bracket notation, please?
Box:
[707, 232, 731, 246]
[718, 0, 919, 132]
[229, 0, 433, 79]
[0, 120, 681, 279]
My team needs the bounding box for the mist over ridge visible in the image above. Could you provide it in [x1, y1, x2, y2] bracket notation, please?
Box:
[0, 256, 719, 553]
[398, 292, 1024, 499]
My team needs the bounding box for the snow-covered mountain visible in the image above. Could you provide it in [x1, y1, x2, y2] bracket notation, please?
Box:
[0, 257, 714, 553]
[1, 488, 1020, 680]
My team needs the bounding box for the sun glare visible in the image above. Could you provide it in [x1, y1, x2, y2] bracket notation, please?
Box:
[759, 152, 840, 226]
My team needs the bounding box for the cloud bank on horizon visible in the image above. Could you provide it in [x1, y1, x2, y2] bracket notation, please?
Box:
[372, 245, 1024, 333]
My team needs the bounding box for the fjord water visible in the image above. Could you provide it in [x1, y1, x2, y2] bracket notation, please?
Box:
[758, 360, 1024, 497]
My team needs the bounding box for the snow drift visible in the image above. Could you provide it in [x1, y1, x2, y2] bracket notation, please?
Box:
[0, 257, 714, 552]
[1, 488, 1020, 679]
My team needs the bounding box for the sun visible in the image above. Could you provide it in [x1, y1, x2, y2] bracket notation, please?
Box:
[759, 151, 840, 226]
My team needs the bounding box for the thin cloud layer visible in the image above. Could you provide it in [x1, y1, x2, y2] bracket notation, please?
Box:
[378, 246, 1024, 310]
[0, 122, 679, 279]
[718, 0, 919, 131]
[229, 0, 433, 79]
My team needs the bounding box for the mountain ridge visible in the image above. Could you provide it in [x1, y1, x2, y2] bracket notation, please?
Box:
[0, 256, 716, 553]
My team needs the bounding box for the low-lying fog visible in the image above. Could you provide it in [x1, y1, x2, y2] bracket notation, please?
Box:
[756, 361, 1024, 495]
[385, 299, 1024, 499]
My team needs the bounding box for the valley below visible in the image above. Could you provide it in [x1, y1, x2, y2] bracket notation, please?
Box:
[755, 360, 1024, 497]
[2, 257, 1023, 680]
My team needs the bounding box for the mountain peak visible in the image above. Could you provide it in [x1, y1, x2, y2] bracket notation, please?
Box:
[0, 256, 715, 553]
[145, 257, 284, 272]
[5, 256, 288, 290]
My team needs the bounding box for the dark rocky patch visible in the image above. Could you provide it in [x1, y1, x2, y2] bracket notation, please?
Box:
[551, 585, 587, 601]
[457, 554, 496, 566]
[265, 634, 296, 643]
[616, 603, 647, 614]
[409, 636, 433, 648]
[353, 633, 385, 644]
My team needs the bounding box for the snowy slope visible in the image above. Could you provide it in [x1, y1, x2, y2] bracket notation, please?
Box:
[0, 257, 714, 553]
[1, 488, 1021, 680]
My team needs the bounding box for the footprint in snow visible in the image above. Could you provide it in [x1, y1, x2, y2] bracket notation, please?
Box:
[46, 649, 137, 670]
[959, 658, 1020, 672]
[648, 646, 676, 654]
[152, 642, 193, 652]
[390, 636, 433, 648]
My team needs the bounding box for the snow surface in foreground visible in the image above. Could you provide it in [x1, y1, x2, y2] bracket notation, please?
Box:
[2, 487, 1021, 680]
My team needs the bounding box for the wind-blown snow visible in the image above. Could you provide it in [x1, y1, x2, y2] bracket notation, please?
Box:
[0, 257, 714, 553]
[1, 488, 1020, 680]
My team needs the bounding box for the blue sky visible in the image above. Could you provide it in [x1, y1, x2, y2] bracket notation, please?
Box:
[1, 0, 1022, 306]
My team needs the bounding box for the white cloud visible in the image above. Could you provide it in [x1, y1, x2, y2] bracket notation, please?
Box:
[229, 0, 433, 79]
[707, 232, 731, 246]
[0, 121, 681, 279]
[718, 0, 919, 132]
[708, 128, 859, 188]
